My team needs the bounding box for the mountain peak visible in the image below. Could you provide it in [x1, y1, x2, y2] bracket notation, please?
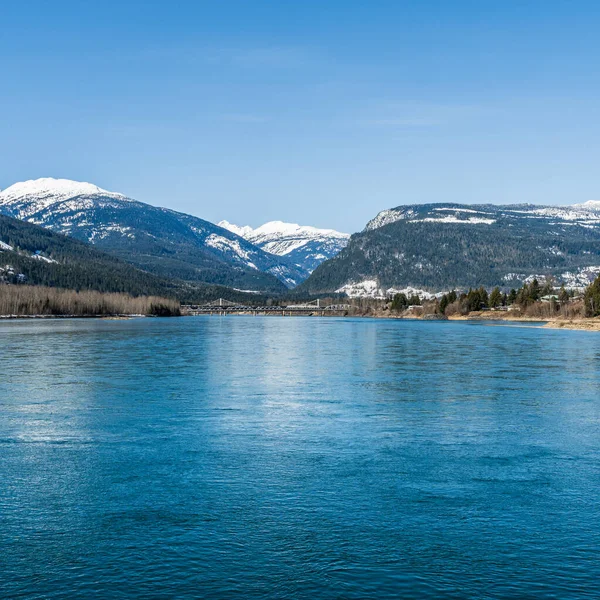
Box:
[219, 219, 349, 273]
[573, 200, 600, 211]
[218, 220, 254, 238]
[0, 178, 126, 206]
[253, 220, 350, 239]
[220, 219, 349, 240]
[0, 180, 305, 290]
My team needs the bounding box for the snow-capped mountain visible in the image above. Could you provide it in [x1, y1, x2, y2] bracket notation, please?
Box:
[0, 178, 306, 291]
[572, 200, 600, 211]
[218, 220, 350, 273]
[0, 178, 127, 211]
[299, 201, 600, 295]
[365, 202, 600, 231]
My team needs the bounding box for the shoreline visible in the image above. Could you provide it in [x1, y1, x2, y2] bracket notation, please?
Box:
[0, 314, 145, 320]
[446, 311, 600, 331]
[448, 312, 600, 331]
[2, 310, 600, 331]
[540, 320, 600, 331]
[352, 309, 600, 331]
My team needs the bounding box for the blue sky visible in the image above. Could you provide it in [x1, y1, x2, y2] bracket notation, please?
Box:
[2, 1, 600, 232]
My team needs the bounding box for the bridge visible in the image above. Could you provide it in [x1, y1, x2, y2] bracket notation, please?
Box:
[182, 298, 353, 316]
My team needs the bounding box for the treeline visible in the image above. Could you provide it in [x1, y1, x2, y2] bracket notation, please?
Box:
[585, 276, 600, 317]
[390, 293, 422, 311]
[390, 275, 600, 319]
[437, 279, 572, 314]
[0, 285, 180, 317]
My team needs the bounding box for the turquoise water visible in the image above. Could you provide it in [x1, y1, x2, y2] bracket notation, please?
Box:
[1, 317, 600, 599]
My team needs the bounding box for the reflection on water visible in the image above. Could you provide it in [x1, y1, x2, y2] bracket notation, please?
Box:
[1, 317, 600, 598]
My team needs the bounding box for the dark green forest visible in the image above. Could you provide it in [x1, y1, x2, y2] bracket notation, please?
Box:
[300, 216, 600, 293]
[0, 215, 274, 305]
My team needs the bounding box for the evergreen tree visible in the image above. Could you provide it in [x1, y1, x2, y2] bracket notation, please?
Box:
[439, 294, 449, 314]
[464, 288, 488, 312]
[507, 289, 517, 305]
[529, 279, 541, 302]
[479, 286, 489, 307]
[559, 285, 570, 305]
[541, 278, 554, 297]
[584, 276, 600, 317]
[391, 293, 409, 312]
[408, 294, 421, 306]
[489, 287, 502, 308]
[517, 283, 536, 307]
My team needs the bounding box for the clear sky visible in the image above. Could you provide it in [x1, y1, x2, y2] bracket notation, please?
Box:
[2, 1, 600, 232]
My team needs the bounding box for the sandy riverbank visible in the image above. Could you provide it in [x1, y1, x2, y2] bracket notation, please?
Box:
[447, 311, 544, 322]
[540, 319, 600, 331]
[447, 311, 600, 331]
[364, 308, 600, 331]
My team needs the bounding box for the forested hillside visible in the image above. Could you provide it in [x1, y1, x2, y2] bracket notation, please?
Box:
[0, 215, 282, 305]
[0, 215, 186, 296]
[300, 203, 600, 294]
[0, 178, 301, 291]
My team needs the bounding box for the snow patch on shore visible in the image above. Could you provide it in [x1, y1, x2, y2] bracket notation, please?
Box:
[336, 279, 442, 299]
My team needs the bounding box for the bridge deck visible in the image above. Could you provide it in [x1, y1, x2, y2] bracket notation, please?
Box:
[181, 305, 351, 315]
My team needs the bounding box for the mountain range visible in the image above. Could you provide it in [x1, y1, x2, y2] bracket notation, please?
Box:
[0, 213, 286, 304]
[0, 179, 346, 292]
[299, 202, 600, 296]
[4, 178, 600, 301]
[218, 220, 349, 273]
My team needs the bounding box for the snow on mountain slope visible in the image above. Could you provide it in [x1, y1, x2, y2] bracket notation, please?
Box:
[0, 178, 127, 217]
[0, 178, 304, 290]
[365, 202, 600, 231]
[218, 220, 254, 238]
[300, 200, 600, 296]
[218, 220, 350, 273]
[336, 280, 442, 300]
[573, 200, 600, 211]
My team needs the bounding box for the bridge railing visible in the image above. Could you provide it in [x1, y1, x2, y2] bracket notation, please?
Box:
[182, 300, 353, 313]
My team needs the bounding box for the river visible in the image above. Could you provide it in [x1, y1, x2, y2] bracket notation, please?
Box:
[1, 317, 600, 598]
